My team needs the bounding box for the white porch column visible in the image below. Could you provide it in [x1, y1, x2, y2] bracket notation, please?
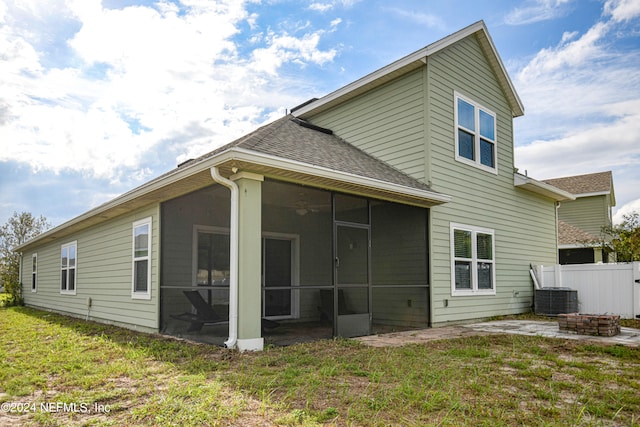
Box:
[232, 172, 264, 351]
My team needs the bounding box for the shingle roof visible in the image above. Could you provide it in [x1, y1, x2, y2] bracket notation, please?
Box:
[543, 171, 612, 195]
[558, 220, 599, 246]
[181, 114, 435, 192]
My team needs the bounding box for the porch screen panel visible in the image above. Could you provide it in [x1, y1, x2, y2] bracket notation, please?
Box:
[264, 238, 292, 317]
[159, 185, 232, 344]
[371, 202, 428, 327]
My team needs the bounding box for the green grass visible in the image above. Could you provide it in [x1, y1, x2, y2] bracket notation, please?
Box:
[1, 307, 639, 426]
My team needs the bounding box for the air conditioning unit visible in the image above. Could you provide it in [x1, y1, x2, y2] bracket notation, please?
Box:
[534, 287, 578, 316]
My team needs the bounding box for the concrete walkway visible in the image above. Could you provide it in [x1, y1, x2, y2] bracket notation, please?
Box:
[356, 320, 640, 347]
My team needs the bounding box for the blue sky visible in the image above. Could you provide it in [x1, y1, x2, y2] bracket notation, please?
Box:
[1, 0, 639, 228]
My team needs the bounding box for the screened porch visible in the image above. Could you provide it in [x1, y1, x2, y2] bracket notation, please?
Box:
[159, 179, 430, 346]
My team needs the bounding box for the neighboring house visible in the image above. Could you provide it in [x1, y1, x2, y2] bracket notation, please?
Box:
[543, 172, 616, 264]
[15, 21, 572, 351]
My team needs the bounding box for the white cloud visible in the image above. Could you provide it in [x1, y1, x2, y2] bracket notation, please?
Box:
[250, 31, 337, 75]
[0, 0, 339, 182]
[518, 22, 610, 80]
[613, 199, 640, 224]
[308, 0, 360, 12]
[309, 3, 333, 12]
[505, 0, 573, 25]
[604, 0, 640, 22]
[516, 101, 640, 177]
[383, 7, 446, 30]
[513, 4, 640, 218]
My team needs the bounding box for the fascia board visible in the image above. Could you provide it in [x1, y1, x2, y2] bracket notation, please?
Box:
[213, 148, 453, 204]
[514, 173, 576, 201]
[293, 21, 485, 117]
[293, 21, 524, 118]
[559, 243, 605, 249]
[15, 146, 452, 252]
[573, 191, 611, 198]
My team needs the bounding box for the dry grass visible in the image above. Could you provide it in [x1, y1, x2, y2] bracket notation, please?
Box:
[1, 306, 639, 426]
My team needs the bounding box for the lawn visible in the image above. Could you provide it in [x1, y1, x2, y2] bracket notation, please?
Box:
[0, 306, 639, 426]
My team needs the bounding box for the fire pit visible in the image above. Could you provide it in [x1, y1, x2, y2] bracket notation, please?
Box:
[557, 313, 621, 337]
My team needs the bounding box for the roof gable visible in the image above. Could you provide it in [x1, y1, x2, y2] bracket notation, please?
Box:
[292, 20, 524, 119]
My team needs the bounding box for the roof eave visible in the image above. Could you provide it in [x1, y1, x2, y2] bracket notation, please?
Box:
[15, 147, 451, 252]
[213, 148, 453, 206]
[514, 173, 575, 201]
[14, 155, 224, 252]
[558, 243, 601, 249]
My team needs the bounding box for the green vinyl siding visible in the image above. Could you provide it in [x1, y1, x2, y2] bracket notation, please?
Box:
[309, 68, 427, 182]
[558, 196, 610, 237]
[427, 36, 556, 324]
[306, 34, 559, 325]
[427, 37, 556, 324]
[21, 204, 160, 331]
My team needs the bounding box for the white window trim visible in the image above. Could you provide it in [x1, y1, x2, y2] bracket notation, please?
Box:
[31, 253, 37, 293]
[60, 241, 77, 295]
[450, 223, 496, 296]
[132, 217, 152, 300]
[454, 92, 498, 174]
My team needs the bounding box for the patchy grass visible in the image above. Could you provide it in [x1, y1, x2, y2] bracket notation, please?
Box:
[1, 307, 639, 426]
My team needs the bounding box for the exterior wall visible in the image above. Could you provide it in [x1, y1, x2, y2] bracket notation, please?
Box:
[558, 195, 609, 237]
[426, 35, 558, 324]
[21, 204, 160, 331]
[307, 34, 559, 326]
[309, 68, 427, 182]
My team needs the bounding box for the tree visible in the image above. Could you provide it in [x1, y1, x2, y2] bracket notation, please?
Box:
[0, 211, 51, 305]
[601, 211, 640, 262]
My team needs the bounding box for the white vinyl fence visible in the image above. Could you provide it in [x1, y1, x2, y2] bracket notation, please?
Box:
[535, 262, 640, 319]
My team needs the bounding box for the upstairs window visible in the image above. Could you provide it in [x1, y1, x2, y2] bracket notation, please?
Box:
[61, 242, 77, 294]
[455, 93, 497, 173]
[451, 223, 495, 295]
[132, 218, 152, 299]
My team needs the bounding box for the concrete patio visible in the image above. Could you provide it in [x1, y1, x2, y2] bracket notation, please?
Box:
[355, 320, 640, 347]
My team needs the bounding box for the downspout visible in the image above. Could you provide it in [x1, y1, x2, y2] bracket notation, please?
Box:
[210, 166, 238, 349]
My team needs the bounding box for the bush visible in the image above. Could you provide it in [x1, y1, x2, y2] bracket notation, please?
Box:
[2, 281, 23, 306]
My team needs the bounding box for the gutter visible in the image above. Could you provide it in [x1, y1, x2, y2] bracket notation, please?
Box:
[210, 167, 239, 350]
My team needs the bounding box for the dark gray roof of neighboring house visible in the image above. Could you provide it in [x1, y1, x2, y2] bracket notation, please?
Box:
[178, 114, 436, 193]
[543, 171, 613, 195]
[558, 220, 599, 246]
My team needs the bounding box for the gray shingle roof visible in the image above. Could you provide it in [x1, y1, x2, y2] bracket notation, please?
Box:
[558, 220, 599, 245]
[543, 171, 612, 195]
[183, 114, 435, 192]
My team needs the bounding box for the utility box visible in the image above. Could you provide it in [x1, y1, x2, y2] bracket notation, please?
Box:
[535, 287, 578, 316]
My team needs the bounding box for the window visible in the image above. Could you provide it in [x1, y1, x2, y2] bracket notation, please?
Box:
[455, 93, 497, 172]
[132, 218, 152, 299]
[31, 254, 37, 292]
[450, 223, 495, 295]
[61, 242, 77, 294]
